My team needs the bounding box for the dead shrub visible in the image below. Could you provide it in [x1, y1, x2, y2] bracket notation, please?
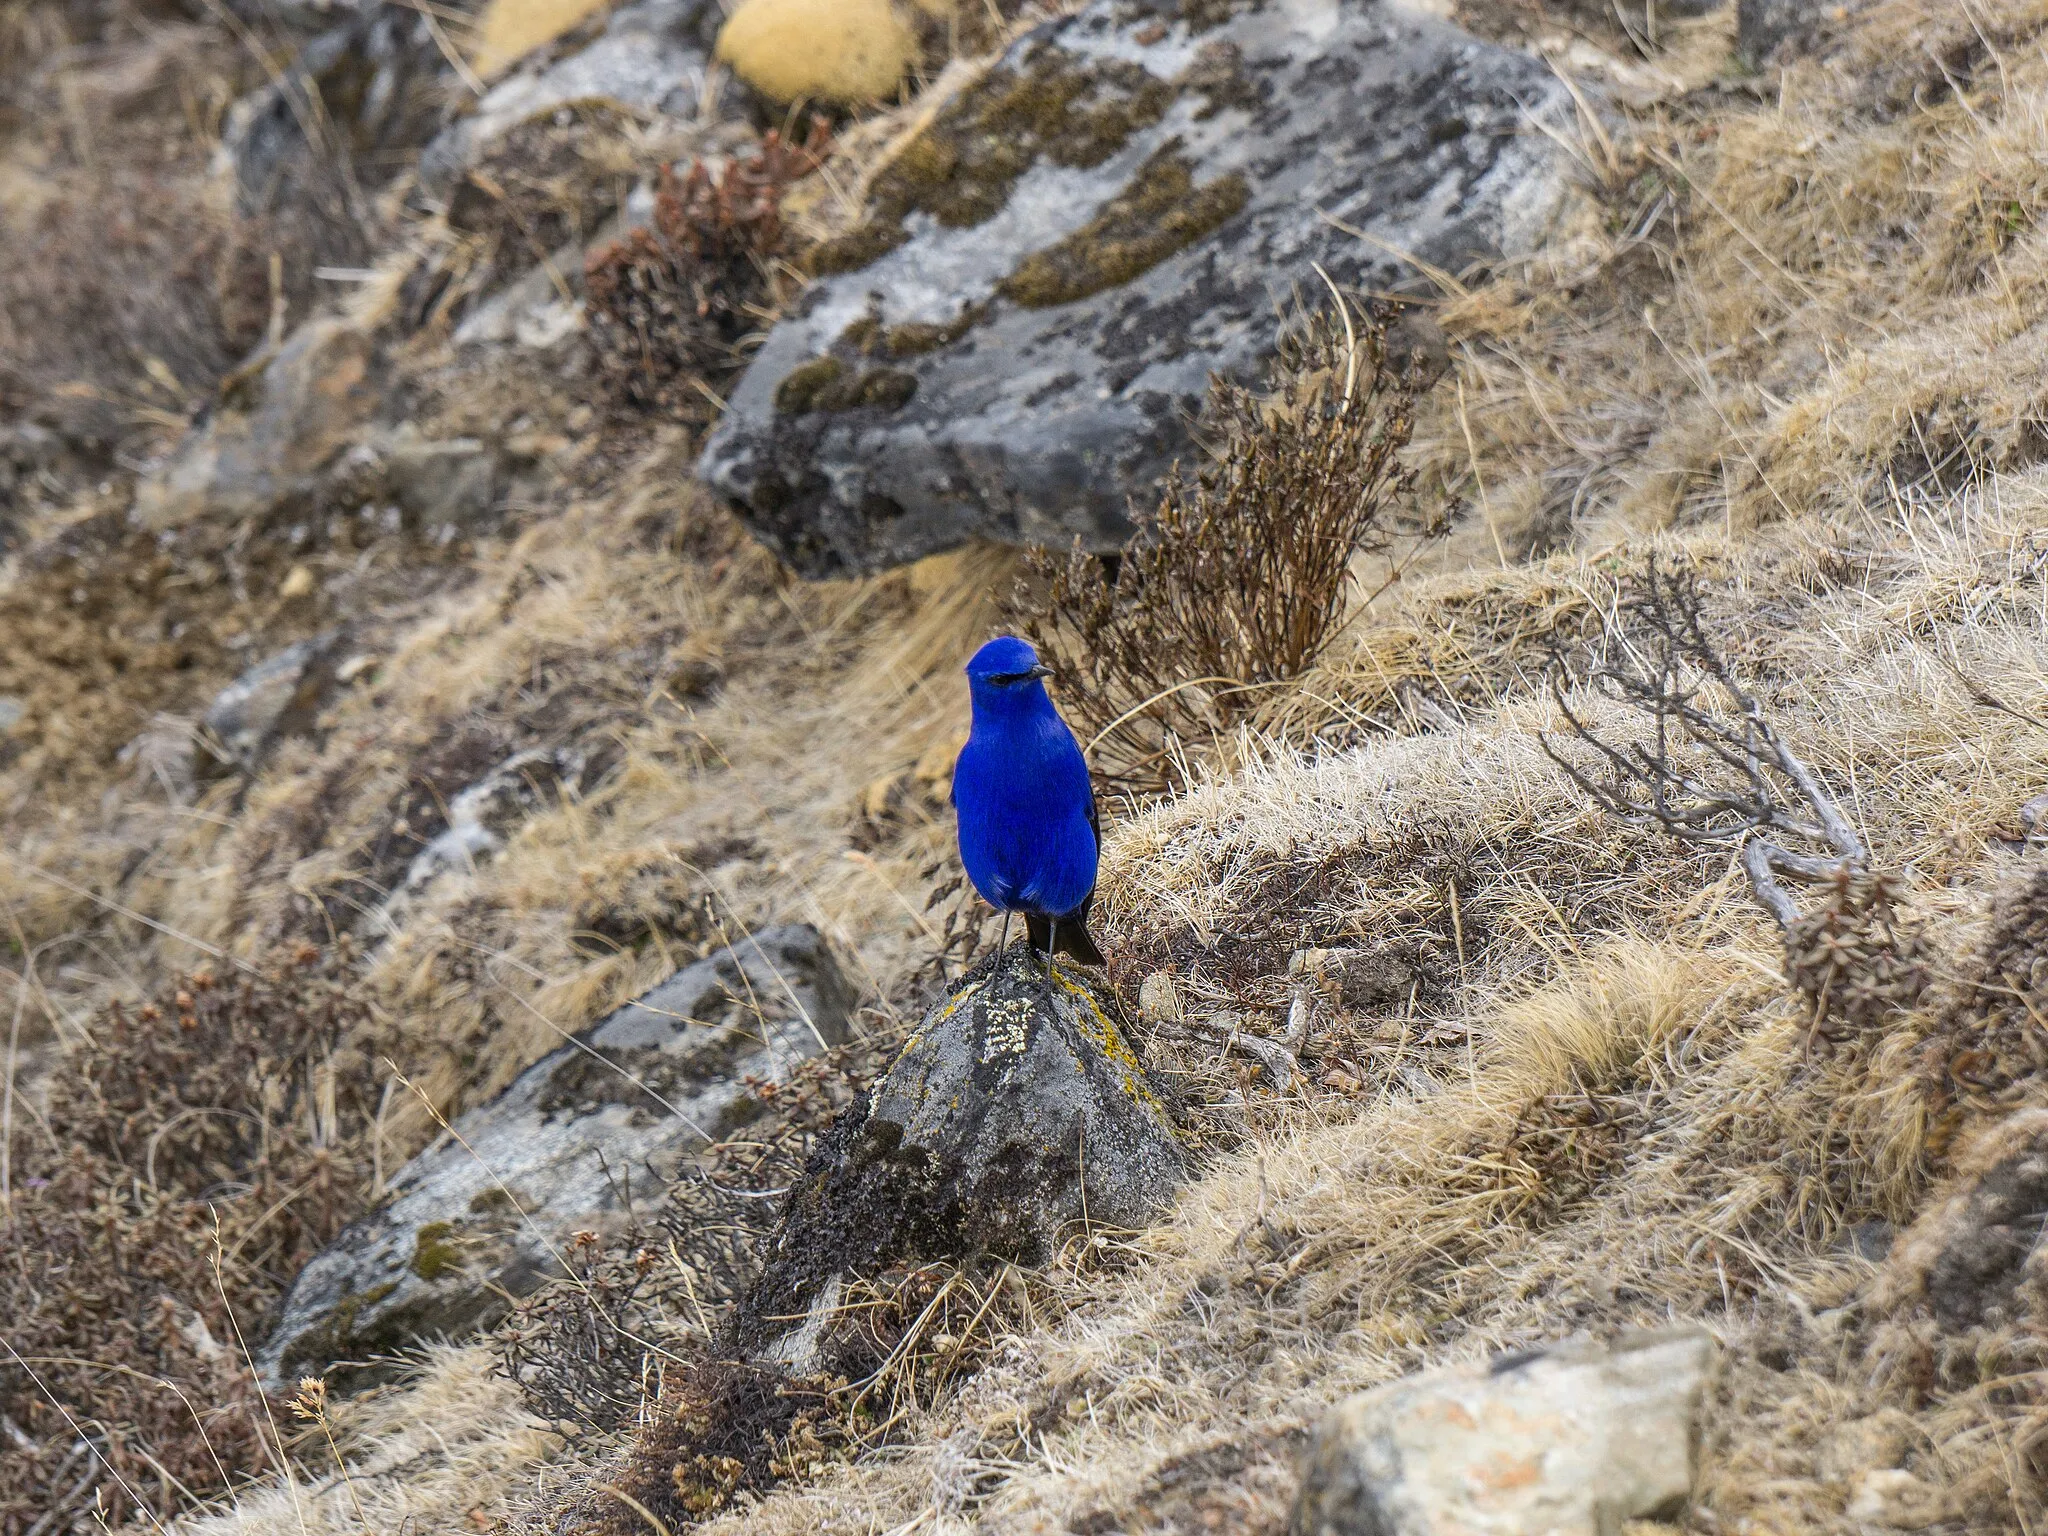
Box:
[1544, 559, 1877, 932]
[0, 946, 385, 1536]
[584, 122, 831, 415]
[1479, 1066, 1654, 1224]
[1941, 868, 2048, 1108]
[1015, 304, 1420, 795]
[555, 1258, 1040, 1536]
[1783, 869, 1932, 1050]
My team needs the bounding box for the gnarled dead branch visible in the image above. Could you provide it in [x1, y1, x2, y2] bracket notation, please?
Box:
[1541, 559, 1863, 929]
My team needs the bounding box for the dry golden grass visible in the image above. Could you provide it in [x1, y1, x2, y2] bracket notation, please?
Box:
[1412, 0, 2048, 548]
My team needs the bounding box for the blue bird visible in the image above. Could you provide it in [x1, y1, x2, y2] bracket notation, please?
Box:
[952, 635, 1106, 967]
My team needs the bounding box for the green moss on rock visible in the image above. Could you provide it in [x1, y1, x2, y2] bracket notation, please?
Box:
[998, 146, 1249, 309]
[775, 356, 919, 415]
[807, 219, 910, 276]
[411, 1220, 461, 1281]
[775, 356, 848, 413]
[885, 303, 987, 357]
[804, 49, 1177, 279]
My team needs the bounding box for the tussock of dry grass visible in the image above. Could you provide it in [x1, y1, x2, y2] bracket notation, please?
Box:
[167, 1347, 560, 1536]
[1422, 0, 2048, 546]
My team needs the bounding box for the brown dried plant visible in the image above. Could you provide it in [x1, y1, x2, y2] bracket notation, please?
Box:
[585, 121, 832, 414]
[0, 946, 384, 1536]
[1016, 303, 1419, 796]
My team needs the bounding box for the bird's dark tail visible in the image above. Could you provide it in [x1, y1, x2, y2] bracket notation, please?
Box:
[1026, 904, 1106, 967]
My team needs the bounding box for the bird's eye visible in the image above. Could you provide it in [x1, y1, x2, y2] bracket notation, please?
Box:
[987, 671, 1031, 686]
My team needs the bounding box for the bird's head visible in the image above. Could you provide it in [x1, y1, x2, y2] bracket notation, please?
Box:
[965, 635, 1054, 716]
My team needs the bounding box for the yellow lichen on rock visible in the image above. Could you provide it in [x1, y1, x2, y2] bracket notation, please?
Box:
[715, 0, 920, 105]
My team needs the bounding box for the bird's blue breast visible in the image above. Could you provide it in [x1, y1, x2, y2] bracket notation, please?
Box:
[953, 707, 1097, 919]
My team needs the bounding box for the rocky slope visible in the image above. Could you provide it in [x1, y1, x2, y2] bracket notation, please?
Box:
[2, 1, 2045, 1534]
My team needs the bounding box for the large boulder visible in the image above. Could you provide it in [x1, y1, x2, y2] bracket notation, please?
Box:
[733, 946, 1184, 1364]
[1290, 1329, 1719, 1536]
[256, 924, 854, 1390]
[696, 0, 1576, 575]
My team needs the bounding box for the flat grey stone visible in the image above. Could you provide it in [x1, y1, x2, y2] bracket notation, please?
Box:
[256, 924, 854, 1390]
[1290, 1328, 1718, 1536]
[697, 0, 1577, 576]
[197, 629, 349, 779]
[134, 318, 384, 529]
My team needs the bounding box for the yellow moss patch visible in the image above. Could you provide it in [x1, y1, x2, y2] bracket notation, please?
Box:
[716, 0, 919, 105]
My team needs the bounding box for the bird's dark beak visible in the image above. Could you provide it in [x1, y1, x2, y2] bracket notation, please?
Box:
[1027, 664, 1053, 681]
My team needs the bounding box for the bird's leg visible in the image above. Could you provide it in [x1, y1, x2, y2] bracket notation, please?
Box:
[998, 909, 1012, 962]
[1045, 917, 1059, 980]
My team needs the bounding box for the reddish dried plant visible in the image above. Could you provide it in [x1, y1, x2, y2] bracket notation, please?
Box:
[585, 121, 831, 413]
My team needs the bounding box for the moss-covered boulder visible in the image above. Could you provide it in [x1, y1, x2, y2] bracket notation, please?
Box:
[732, 946, 1184, 1366]
[697, 0, 1577, 576]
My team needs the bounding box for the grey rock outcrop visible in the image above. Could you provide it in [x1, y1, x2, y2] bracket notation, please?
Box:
[372, 746, 598, 931]
[197, 629, 350, 779]
[257, 925, 853, 1390]
[697, 0, 1576, 576]
[221, 6, 450, 221]
[734, 946, 1183, 1365]
[417, 0, 725, 203]
[135, 319, 384, 528]
[133, 317, 515, 530]
[1290, 1328, 1718, 1536]
[1737, 0, 1825, 67]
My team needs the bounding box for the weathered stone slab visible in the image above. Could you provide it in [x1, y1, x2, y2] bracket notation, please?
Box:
[134, 319, 383, 529]
[697, 0, 1576, 575]
[1290, 1328, 1718, 1536]
[256, 924, 853, 1389]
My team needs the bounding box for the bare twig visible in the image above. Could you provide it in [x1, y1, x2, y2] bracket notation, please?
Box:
[1541, 559, 1863, 929]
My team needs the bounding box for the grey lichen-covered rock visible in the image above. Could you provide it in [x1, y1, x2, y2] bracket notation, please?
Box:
[256, 924, 853, 1390]
[697, 0, 1576, 576]
[197, 629, 349, 779]
[1290, 1329, 1719, 1536]
[734, 946, 1183, 1363]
